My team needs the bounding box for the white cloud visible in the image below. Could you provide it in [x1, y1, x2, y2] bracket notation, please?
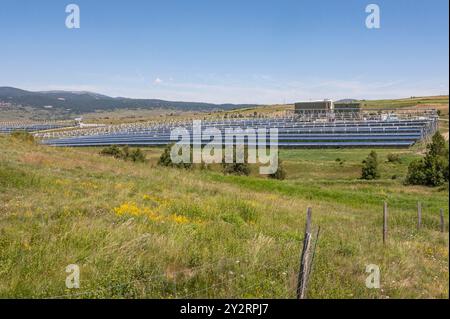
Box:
[154, 77, 163, 85]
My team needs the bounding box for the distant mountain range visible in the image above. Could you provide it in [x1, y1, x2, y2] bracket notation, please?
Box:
[0, 87, 257, 114]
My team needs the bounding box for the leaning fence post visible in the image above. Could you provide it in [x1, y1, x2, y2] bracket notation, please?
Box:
[417, 201, 422, 230]
[383, 201, 388, 245]
[297, 207, 312, 299]
[440, 209, 445, 233]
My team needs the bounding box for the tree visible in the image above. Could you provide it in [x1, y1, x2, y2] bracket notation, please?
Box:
[427, 131, 447, 158]
[405, 159, 427, 185]
[406, 132, 449, 186]
[361, 151, 380, 180]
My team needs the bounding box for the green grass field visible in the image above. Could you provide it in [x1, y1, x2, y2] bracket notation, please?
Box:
[0, 135, 448, 299]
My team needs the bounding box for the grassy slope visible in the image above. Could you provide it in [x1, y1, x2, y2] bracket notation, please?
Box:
[0, 136, 448, 298]
[360, 95, 449, 110]
[224, 95, 449, 119]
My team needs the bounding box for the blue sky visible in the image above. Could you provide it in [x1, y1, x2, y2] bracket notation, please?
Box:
[0, 0, 448, 104]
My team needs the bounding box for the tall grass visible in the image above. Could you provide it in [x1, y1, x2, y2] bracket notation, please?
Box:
[0, 136, 448, 298]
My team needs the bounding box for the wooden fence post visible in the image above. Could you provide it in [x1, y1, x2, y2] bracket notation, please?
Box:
[440, 208, 445, 233]
[297, 207, 312, 299]
[417, 201, 422, 230]
[383, 201, 388, 245]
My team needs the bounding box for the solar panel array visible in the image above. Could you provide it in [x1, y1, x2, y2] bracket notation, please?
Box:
[0, 121, 75, 133]
[36, 114, 438, 148]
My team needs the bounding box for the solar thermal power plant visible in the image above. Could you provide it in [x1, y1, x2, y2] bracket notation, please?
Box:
[30, 108, 439, 148]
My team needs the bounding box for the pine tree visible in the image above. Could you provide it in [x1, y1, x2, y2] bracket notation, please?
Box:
[406, 132, 449, 186]
[361, 151, 380, 180]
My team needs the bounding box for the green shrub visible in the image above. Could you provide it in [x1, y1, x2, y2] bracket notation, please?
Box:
[157, 144, 173, 167]
[361, 151, 380, 180]
[157, 144, 192, 168]
[268, 159, 286, 180]
[405, 159, 427, 184]
[222, 162, 251, 176]
[100, 145, 146, 163]
[100, 145, 123, 158]
[222, 146, 251, 176]
[122, 145, 130, 159]
[128, 148, 146, 163]
[406, 132, 449, 186]
[387, 153, 402, 164]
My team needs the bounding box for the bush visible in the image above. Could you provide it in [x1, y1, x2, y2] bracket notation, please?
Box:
[128, 148, 146, 163]
[223, 162, 251, 176]
[157, 144, 192, 168]
[222, 146, 251, 176]
[269, 159, 286, 180]
[406, 132, 449, 186]
[100, 145, 123, 158]
[387, 153, 402, 164]
[406, 159, 427, 185]
[122, 145, 130, 159]
[361, 151, 380, 180]
[157, 144, 173, 167]
[100, 145, 146, 163]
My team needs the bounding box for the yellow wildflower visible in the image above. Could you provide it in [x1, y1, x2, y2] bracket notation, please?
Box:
[168, 214, 189, 224]
[114, 202, 141, 216]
